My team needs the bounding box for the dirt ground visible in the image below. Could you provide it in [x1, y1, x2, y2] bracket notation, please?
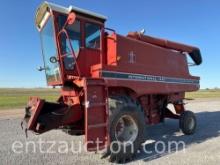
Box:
[0, 98, 220, 165]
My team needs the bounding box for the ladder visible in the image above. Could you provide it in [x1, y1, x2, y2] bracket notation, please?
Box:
[84, 78, 109, 151]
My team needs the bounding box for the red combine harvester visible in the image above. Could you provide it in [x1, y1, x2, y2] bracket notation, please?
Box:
[22, 2, 202, 163]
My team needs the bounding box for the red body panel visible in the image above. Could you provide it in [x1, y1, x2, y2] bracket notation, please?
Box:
[77, 49, 101, 77]
[91, 33, 199, 96]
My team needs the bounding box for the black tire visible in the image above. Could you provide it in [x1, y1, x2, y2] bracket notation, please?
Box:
[179, 111, 196, 135]
[107, 96, 145, 163]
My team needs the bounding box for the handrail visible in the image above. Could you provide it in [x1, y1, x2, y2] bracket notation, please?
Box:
[104, 27, 116, 34]
[57, 28, 81, 78]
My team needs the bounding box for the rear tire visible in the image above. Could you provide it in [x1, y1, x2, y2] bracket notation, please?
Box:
[179, 111, 196, 135]
[107, 96, 145, 163]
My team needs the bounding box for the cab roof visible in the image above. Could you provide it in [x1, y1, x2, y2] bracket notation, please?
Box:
[35, 1, 107, 31]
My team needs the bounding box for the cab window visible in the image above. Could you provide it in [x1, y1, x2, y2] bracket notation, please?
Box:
[85, 23, 101, 49]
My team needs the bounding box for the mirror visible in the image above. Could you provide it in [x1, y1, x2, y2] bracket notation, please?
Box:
[50, 56, 58, 63]
[67, 12, 76, 25]
[37, 66, 45, 71]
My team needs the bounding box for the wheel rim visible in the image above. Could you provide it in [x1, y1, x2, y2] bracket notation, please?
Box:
[114, 115, 138, 144]
[188, 117, 195, 130]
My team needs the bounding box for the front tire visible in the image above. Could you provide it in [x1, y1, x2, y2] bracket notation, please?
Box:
[107, 97, 145, 163]
[179, 111, 196, 135]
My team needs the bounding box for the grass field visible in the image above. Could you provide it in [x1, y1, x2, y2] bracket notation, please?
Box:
[0, 88, 219, 110]
[186, 89, 220, 99]
[0, 88, 59, 110]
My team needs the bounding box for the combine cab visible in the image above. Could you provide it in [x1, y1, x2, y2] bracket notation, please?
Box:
[22, 1, 202, 163]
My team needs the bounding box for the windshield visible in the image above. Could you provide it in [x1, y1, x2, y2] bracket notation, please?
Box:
[40, 16, 61, 84]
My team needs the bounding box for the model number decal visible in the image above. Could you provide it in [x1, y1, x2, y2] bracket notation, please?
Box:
[102, 71, 199, 85]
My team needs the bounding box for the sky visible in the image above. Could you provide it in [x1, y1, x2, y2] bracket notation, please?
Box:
[0, 0, 219, 88]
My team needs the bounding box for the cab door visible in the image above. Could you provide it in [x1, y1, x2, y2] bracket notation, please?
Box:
[56, 15, 82, 78]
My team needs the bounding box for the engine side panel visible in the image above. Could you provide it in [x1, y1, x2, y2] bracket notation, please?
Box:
[91, 33, 200, 96]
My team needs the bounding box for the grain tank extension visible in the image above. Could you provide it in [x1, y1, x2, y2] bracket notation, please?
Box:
[21, 2, 202, 163]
